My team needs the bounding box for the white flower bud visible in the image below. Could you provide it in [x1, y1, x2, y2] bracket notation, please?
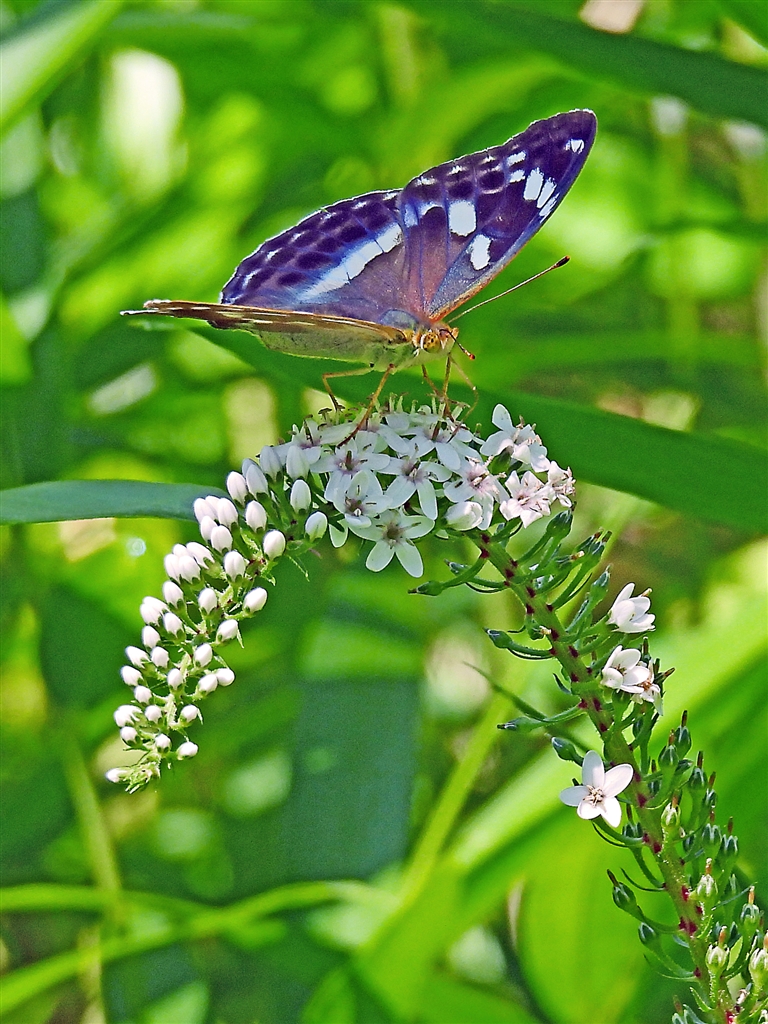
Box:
[173, 543, 188, 557]
[120, 727, 138, 743]
[164, 553, 181, 580]
[210, 524, 233, 552]
[259, 444, 282, 479]
[199, 673, 218, 694]
[216, 667, 235, 686]
[140, 596, 166, 625]
[243, 458, 268, 495]
[106, 768, 128, 783]
[151, 646, 169, 668]
[194, 497, 217, 523]
[216, 498, 239, 527]
[305, 511, 328, 541]
[186, 542, 214, 567]
[224, 550, 246, 579]
[290, 479, 312, 512]
[142, 625, 161, 649]
[194, 643, 213, 666]
[121, 665, 143, 687]
[286, 444, 310, 479]
[226, 471, 248, 503]
[126, 645, 148, 667]
[177, 741, 198, 759]
[245, 501, 267, 532]
[177, 554, 201, 582]
[167, 668, 183, 689]
[243, 587, 268, 614]
[134, 685, 153, 704]
[163, 612, 184, 636]
[154, 734, 172, 752]
[180, 705, 201, 723]
[199, 515, 216, 542]
[198, 588, 218, 614]
[263, 530, 286, 560]
[445, 500, 483, 531]
[114, 705, 139, 727]
[144, 704, 162, 723]
[217, 619, 239, 642]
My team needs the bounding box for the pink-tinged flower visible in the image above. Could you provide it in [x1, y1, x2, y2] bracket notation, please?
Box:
[352, 508, 433, 577]
[608, 583, 655, 634]
[600, 646, 661, 710]
[499, 471, 552, 527]
[480, 405, 549, 471]
[443, 458, 507, 528]
[560, 750, 633, 828]
[547, 461, 575, 508]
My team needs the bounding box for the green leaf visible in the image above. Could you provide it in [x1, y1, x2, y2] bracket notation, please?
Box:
[0, 481, 227, 524]
[0, 1, 123, 135]
[419, 972, 537, 1023]
[718, 0, 768, 47]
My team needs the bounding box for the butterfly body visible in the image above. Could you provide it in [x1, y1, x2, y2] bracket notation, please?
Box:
[123, 109, 596, 374]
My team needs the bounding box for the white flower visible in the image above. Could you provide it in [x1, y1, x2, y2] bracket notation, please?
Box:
[608, 583, 655, 634]
[154, 734, 172, 752]
[305, 511, 328, 541]
[381, 444, 451, 520]
[180, 705, 201, 723]
[194, 643, 213, 667]
[245, 501, 267, 531]
[134, 685, 153, 704]
[445, 500, 483, 531]
[499, 470, 552, 527]
[163, 612, 184, 636]
[381, 414, 475, 472]
[167, 668, 183, 689]
[177, 741, 198, 759]
[226, 471, 248, 503]
[199, 673, 218, 694]
[317, 439, 391, 506]
[480, 405, 549, 471]
[259, 444, 283, 479]
[142, 625, 161, 649]
[198, 588, 218, 614]
[263, 530, 286, 560]
[547, 461, 575, 508]
[177, 554, 201, 582]
[186, 542, 214, 567]
[353, 508, 433, 577]
[332, 470, 387, 530]
[194, 496, 218, 523]
[559, 750, 634, 828]
[210, 525, 233, 552]
[120, 665, 143, 686]
[290, 479, 312, 512]
[243, 587, 268, 613]
[144, 705, 162, 723]
[444, 458, 508, 528]
[114, 705, 140, 727]
[601, 646, 662, 711]
[199, 515, 216, 542]
[242, 458, 268, 495]
[150, 647, 169, 668]
[140, 596, 166, 625]
[161, 581, 184, 606]
[217, 619, 239, 642]
[223, 550, 246, 579]
[125, 645, 148, 667]
[279, 425, 324, 478]
[215, 498, 239, 527]
[106, 768, 128, 784]
[163, 553, 181, 580]
[217, 667, 235, 686]
[120, 726, 138, 744]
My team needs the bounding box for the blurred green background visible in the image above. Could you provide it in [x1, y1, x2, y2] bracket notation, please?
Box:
[0, 1, 766, 1022]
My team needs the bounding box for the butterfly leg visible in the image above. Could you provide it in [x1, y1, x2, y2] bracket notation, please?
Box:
[321, 364, 376, 411]
[337, 364, 396, 443]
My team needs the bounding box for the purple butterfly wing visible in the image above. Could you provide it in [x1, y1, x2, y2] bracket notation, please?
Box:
[397, 109, 597, 320]
[221, 110, 596, 328]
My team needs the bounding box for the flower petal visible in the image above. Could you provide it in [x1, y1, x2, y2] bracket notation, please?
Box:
[366, 542, 395, 572]
[600, 796, 623, 828]
[395, 541, 423, 578]
[577, 799, 602, 820]
[559, 785, 588, 807]
[603, 763, 634, 798]
[581, 750, 605, 789]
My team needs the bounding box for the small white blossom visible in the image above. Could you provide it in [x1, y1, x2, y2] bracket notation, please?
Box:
[167, 668, 183, 689]
[245, 501, 267, 532]
[332, 470, 387, 530]
[382, 446, 451, 520]
[263, 530, 286, 560]
[499, 471, 552, 527]
[217, 619, 239, 642]
[243, 458, 268, 495]
[608, 583, 655, 634]
[114, 705, 140, 727]
[140, 596, 166, 625]
[480, 405, 549, 471]
[163, 553, 181, 580]
[210, 525, 233, 552]
[444, 458, 507, 529]
[445, 500, 483, 531]
[194, 496, 218, 523]
[106, 768, 129, 784]
[126, 645, 148, 667]
[318, 439, 391, 506]
[547, 461, 575, 508]
[223, 550, 246, 579]
[216, 667, 235, 686]
[560, 750, 633, 828]
[199, 515, 216, 542]
[154, 734, 172, 752]
[142, 626, 161, 650]
[305, 511, 328, 541]
[163, 612, 184, 636]
[161, 581, 183, 607]
[177, 741, 198, 759]
[243, 587, 268, 613]
[601, 646, 662, 711]
[194, 643, 213, 666]
[216, 498, 239, 527]
[120, 727, 138, 744]
[180, 705, 201, 723]
[144, 704, 162, 723]
[226, 471, 248, 503]
[151, 647, 169, 669]
[198, 588, 218, 614]
[199, 673, 218, 694]
[290, 479, 312, 512]
[134, 685, 153, 704]
[121, 665, 143, 687]
[259, 444, 283, 479]
[353, 508, 433, 577]
[177, 554, 201, 582]
[186, 542, 214, 567]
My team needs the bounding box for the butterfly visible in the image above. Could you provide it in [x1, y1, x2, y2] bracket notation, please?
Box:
[123, 109, 596, 389]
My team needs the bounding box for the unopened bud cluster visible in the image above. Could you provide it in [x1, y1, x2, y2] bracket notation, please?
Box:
[107, 399, 572, 790]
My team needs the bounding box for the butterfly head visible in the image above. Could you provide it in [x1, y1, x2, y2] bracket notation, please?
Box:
[413, 322, 458, 362]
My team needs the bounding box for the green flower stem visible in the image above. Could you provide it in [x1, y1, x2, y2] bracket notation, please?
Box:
[476, 534, 719, 1011]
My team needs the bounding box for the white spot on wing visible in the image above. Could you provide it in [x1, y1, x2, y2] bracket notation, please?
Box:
[539, 196, 557, 218]
[523, 168, 544, 202]
[377, 223, 402, 252]
[416, 175, 437, 186]
[468, 234, 491, 271]
[404, 205, 418, 227]
[447, 164, 466, 176]
[537, 178, 557, 208]
[506, 150, 526, 165]
[566, 138, 584, 153]
[448, 200, 476, 236]
[509, 169, 524, 183]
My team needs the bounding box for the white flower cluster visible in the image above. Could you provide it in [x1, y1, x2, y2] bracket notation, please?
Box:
[106, 400, 574, 788]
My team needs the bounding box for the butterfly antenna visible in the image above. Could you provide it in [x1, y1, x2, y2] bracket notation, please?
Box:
[448, 255, 570, 323]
